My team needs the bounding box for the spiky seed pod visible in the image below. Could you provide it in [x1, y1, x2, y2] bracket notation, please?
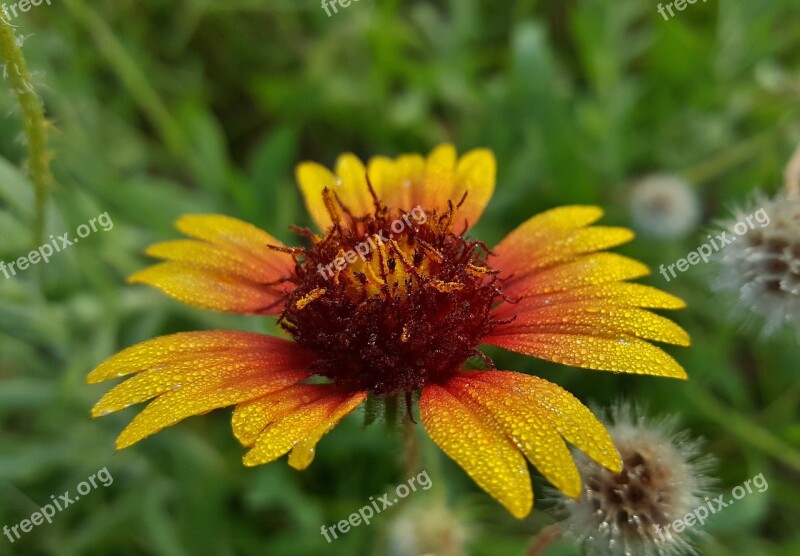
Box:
[388, 502, 467, 556]
[629, 175, 701, 238]
[559, 403, 714, 556]
[713, 193, 800, 335]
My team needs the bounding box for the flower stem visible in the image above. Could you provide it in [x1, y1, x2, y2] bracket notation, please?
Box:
[526, 523, 563, 556]
[681, 127, 779, 186]
[0, 12, 53, 245]
[62, 0, 186, 155]
[687, 386, 800, 473]
[784, 142, 800, 197]
[402, 416, 420, 480]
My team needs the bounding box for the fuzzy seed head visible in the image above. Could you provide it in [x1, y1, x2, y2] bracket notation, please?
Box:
[629, 175, 701, 238]
[560, 403, 714, 556]
[713, 193, 800, 335]
[388, 503, 467, 556]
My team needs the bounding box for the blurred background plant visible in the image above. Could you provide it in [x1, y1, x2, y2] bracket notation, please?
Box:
[1, 1, 799, 555]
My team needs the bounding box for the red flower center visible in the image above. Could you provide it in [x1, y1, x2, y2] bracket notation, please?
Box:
[279, 200, 504, 396]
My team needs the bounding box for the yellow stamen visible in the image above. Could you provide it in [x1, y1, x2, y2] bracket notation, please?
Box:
[296, 288, 326, 310]
[322, 188, 342, 225]
[429, 280, 465, 293]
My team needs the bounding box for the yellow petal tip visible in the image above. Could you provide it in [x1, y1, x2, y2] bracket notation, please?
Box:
[608, 455, 623, 474]
[242, 452, 265, 468]
[562, 482, 583, 500]
[127, 270, 146, 284]
[508, 499, 533, 520]
[115, 437, 133, 451]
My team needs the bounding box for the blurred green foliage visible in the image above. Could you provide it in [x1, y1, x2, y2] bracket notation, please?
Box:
[1, 0, 799, 554]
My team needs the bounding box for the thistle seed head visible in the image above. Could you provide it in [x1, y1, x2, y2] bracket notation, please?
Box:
[713, 193, 800, 336]
[560, 403, 714, 556]
[388, 502, 467, 556]
[629, 175, 701, 238]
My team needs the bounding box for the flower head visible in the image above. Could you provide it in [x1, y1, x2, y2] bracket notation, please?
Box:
[559, 403, 714, 556]
[88, 144, 690, 518]
[629, 175, 701, 238]
[713, 192, 800, 335]
[388, 501, 467, 556]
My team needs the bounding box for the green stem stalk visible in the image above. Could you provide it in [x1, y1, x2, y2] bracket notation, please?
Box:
[402, 417, 420, 480]
[687, 386, 800, 473]
[681, 128, 778, 186]
[784, 141, 800, 197]
[0, 12, 53, 245]
[62, 0, 186, 155]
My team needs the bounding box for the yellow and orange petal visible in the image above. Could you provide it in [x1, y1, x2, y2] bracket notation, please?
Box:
[238, 386, 366, 469]
[87, 331, 316, 449]
[130, 214, 296, 315]
[420, 382, 532, 519]
[493, 299, 689, 347]
[421, 371, 620, 519]
[296, 143, 496, 232]
[487, 205, 689, 378]
[492, 206, 635, 283]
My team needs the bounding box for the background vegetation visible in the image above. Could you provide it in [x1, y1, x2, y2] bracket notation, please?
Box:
[1, 0, 799, 554]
